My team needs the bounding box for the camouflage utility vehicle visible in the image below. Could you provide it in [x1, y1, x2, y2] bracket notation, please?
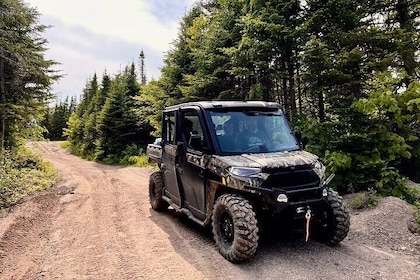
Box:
[147, 101, 350, 262]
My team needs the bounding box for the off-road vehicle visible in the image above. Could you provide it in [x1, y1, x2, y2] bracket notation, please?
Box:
[147, 101, 350, 262]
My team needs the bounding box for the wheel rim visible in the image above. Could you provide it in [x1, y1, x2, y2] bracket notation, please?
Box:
[219, 211, 234, 245]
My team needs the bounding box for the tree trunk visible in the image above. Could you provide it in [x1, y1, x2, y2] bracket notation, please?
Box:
[318, 83, 325, 123]
[396, 0, 417, 84]
[296, 62, 302, 116]
[287, 54, 297, 120]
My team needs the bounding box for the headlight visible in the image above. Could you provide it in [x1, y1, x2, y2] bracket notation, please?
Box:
[277, 194, 288, 203]
[312, 160, 325, 179]
[228, 167, 262, 177]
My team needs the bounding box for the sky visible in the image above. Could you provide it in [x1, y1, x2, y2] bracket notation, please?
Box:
[26, 0, 196, 102]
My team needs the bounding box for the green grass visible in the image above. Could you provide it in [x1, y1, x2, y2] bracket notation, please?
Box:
[349, 190, 378, 210]
[119, 154, 151, 167]
[62, 141, 154, 167]
[60, 141, 71, 149]
[0, 146, 56, 210]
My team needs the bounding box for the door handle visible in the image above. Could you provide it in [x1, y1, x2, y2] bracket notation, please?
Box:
[176, 164, 183, 174]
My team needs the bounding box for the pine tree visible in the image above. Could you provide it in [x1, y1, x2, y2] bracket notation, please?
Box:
[95, 73, 145, 160]
[64, 76, 99, 155]
[139, 50, 146, 85]
[159, 4, 203, 104]
[0, 0, 60, 150]
[126, 62, 140, 99]
[299, 0, 420, 192]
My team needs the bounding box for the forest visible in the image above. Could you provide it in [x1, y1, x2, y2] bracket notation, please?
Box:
[1, 0, 419, 210]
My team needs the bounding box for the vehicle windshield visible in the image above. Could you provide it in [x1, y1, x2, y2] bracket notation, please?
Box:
[209, 109, 299, 155]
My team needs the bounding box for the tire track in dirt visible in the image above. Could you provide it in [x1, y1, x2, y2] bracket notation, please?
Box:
[1, 142, 206, 280]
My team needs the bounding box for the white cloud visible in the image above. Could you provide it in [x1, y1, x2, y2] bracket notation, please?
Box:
[25, 0, 196, 101]
[30, 1, 166, 49]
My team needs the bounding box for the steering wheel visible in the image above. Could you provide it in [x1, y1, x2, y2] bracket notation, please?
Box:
[243, 144, 267, 153]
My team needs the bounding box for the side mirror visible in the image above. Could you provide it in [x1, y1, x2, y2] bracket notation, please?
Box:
[189, 133, 202, 150]
[294, 131, 308, 149]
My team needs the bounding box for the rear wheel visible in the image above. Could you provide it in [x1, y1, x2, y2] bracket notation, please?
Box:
[149, 172, 168, 211]
[212, 194, 259, 262]
[316, 189, 350, 245]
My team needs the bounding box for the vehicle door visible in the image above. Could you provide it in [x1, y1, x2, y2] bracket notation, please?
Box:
[161, 111, 182, 206]
[177, 109, 209, 220]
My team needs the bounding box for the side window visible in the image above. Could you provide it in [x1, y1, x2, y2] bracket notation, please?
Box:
[181, 111, 206, 151]
[164, 113, 175, 144]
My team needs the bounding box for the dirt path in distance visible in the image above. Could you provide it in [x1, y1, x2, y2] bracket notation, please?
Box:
[0, 141, 419, 280]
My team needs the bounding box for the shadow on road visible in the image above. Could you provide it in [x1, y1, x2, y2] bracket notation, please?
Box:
[147, 207, 357, 280]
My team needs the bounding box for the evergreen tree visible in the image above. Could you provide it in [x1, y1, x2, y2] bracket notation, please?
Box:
[134, 80, 166, 137]
[228, 0, 302, 117]
[299, 0, 420, 191]
[50, 99, 68, 140]
[139, 50, 146, 85]
[65, 76, 99, 155]
[0, 0, 60, 149]
[80, 72, 110, 157]
[43, 97, 76, 140]
[95, 72, 152, 161]
[180, 0, 244, 101]
[159, 4, 203, 104]
[377, 0, 420, 85]
[126, 63, 140, 99]
[66, 62, 154, 162]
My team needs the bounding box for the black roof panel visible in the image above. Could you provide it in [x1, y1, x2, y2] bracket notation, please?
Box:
[164, 101, 281, 112]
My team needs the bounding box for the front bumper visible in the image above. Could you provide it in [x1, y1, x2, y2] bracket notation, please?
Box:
[245, 184, 329, 220]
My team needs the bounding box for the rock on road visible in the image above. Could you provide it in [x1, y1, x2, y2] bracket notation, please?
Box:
[0, 141, 419, 280]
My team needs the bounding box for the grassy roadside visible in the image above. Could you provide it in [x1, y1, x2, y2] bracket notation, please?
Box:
[1, 141, 151, 216]
[60, 141, 152, 167]
[0, 146, 57, 215]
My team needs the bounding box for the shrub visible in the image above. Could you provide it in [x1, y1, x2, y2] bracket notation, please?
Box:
[0, 147, 56, 210]
[349, 189, 378, 210]
[408, 202, 420, 235]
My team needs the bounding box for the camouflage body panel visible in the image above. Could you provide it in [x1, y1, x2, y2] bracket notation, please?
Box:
[146, 144, 162, 164]
[212, 150, 318, 170]
[205, 150, 322, 192]
[164, 144, 177, 157]
[220, 151, 318, 193]
[150, 143, 321, 193]
[186, 152, 211, 167]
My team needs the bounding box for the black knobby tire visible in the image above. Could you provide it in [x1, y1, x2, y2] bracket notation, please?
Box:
[317, 189, 350, 245]
[149, 171, 169, 211]
[212, 194, 259, 262]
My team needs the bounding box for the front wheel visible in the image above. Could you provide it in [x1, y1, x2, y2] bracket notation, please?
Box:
[316, 189, 350, 245]
[149, 171, 168, 211]
[212, 194, 259, 262]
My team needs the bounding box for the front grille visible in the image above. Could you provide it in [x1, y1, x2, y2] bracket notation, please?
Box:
[262, 168, 320, 190]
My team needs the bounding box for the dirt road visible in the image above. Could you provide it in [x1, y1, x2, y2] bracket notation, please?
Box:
[0, 141, 419, 280]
